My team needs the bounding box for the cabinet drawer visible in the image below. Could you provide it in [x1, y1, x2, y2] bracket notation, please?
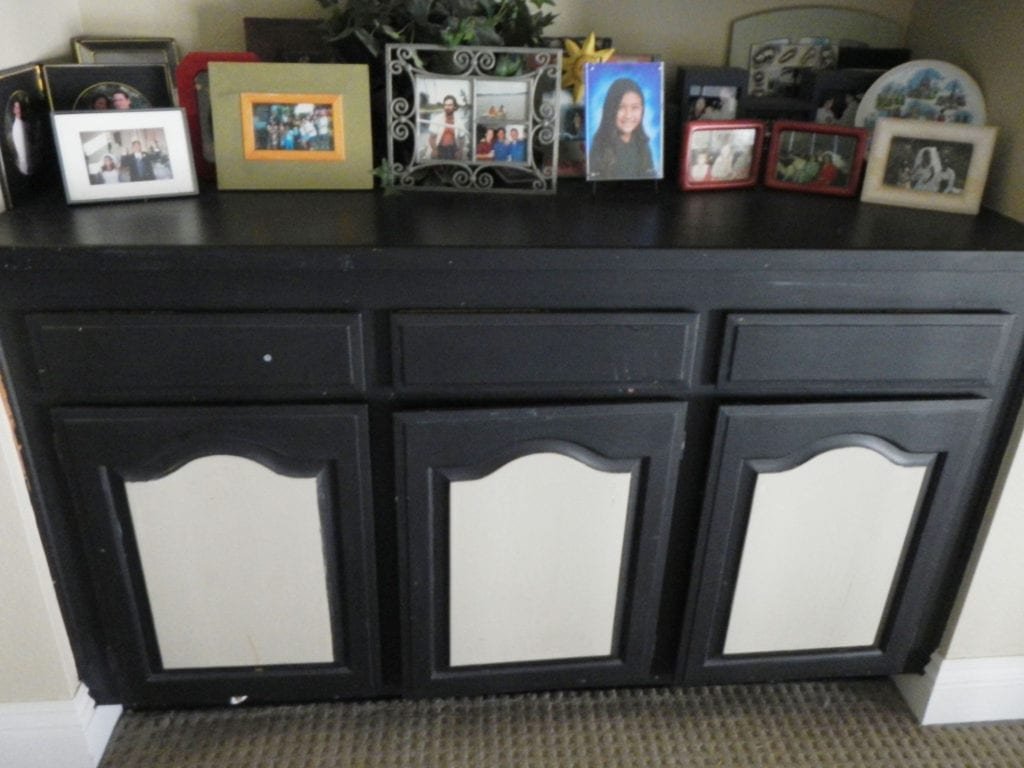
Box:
[392, 312, 697, 391]
[719, 313, 1013, 390]
[28, 313, 365, 399]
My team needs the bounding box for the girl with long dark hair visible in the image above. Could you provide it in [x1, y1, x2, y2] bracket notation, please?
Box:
[588, 77, 655, 179]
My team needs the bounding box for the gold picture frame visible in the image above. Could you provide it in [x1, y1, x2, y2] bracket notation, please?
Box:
[209, 62, 372, 190]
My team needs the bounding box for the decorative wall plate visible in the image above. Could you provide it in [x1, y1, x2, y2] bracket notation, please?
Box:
[854, 59, 986, 133]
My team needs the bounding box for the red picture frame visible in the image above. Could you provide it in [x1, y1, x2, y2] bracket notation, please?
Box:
[176, 51, 259, 179]
[678, 119, 764, 191]
[763, 120, 867, 197]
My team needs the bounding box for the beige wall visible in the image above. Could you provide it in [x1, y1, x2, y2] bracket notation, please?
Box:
[905, 1, 1023, 222]
[72, 0, 913, 70]
[0, 385, 79, 703]
[0, 0, 84, 707]
[905, 1, 1024, 659]
[0, 0, 81, 64]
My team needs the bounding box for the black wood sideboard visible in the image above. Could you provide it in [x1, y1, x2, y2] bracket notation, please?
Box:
[2, 184, 1023, 709]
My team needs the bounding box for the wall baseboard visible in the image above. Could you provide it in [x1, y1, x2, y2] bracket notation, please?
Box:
[894, 653, 1024, 725]
[0, 684, 121, 768]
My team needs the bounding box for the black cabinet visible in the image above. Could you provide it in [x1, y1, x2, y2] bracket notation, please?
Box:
[52, 406, 379, 707]
[2, 187, 1024, 708]
[681, 400, 992, 685]
[395, 403, 686, 696]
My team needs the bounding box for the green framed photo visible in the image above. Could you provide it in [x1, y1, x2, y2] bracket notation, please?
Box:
[208, 62, 373, 190]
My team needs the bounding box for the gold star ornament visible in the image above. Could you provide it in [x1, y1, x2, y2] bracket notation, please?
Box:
[562, 32, 615, 103]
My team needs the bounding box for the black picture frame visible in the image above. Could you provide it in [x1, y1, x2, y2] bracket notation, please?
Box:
[42, 64, 175, 112]
[677, 66, 748, 123]
[0, 63, 58, 207]
[243, 17, 338, 63]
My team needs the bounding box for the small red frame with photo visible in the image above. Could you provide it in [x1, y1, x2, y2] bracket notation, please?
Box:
[763, 120, 867, 197]
[679, 119, 764, 191]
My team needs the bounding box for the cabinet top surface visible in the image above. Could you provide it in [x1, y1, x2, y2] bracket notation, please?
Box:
[2, 184, 1023, 269]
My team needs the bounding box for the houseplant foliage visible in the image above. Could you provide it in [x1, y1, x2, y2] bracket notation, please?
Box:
[316, 0, 558, 58]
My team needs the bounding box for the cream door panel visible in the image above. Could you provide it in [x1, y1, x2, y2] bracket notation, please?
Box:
[448, 452, 632, 667]
[724, 446, 925, 654]
[125, 455, 334, 669]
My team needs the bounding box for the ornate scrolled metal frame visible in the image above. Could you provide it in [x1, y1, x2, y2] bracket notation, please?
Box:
[384, 44, 561, 193]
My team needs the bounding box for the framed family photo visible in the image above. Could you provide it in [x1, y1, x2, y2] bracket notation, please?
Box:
[679, 119, 763, 191]
[764, 120, 867, 197]
[208, 62, 372, 190]
[1, 63, 58, 207]
[176, 51, 260, 180]
[584, 60, 664, 181]
[43, 64, 175, 111]
[384, 44, 562, 193]
[860, 117, 997, 215]
[51, 107, 198, 204]
[678, 66, 746, 123]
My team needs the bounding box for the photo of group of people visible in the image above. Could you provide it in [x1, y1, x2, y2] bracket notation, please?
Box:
[882, 138, 972, 195]
[771, 128, 859, 188]
[415, 77, 530, 165]
[250, 102, 335, 152]
[80, 127, 172, 185]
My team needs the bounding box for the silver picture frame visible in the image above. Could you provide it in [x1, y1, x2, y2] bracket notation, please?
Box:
[72, 36, 180, 73]
[384, 43, 561, 194]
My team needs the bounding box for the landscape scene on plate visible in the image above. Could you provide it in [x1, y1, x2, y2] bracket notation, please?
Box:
[882, 137, 972, 195]
[251, 102, 335, 151]
[862, 66, 976, 128]
[80, 127, 171, 184]
[772, 129, 858, 187]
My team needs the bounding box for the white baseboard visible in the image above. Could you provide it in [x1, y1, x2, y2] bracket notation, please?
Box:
[894, 653, 1024, 725]
[0, 684, 121, 768]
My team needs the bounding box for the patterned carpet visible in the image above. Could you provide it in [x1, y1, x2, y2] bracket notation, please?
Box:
[99, 679, 1024, 767]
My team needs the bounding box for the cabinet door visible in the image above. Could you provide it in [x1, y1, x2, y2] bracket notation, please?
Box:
[682, 400, 990, 684]
[396, 403, 686, 696]
[54, 406, 378, 707]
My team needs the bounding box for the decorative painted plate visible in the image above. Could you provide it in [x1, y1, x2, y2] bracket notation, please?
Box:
[854, 59, 986, 132]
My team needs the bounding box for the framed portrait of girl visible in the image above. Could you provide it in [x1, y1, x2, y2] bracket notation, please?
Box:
[584, 61, 664, 181]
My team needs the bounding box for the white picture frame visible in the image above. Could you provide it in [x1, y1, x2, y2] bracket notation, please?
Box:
[860, 117, 997, 215]
[51, 107, 198, 204]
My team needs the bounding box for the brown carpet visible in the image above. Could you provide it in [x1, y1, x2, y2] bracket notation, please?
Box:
[99, 679, 1024, 767]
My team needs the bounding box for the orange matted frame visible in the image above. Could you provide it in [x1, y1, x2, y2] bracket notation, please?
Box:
[239, 92, 344, 162]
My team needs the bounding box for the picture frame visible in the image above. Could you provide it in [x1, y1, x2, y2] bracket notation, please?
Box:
[176, 51, 260, 180]
[43, 64, 175, 111]
[585, 60, 664, 181]
[678, 66, 747, 123]
[72, 36, 180, 73]
[243, 17, 338, 63]
[384, 44, 562, 194]
[679, 119, 764, 191]
[860, 117, 997, 215]
[208, 62, 373, 190]
[800, 68, 885, 126]
[51, 107, 198, 204]
[0, 63, 58, 207]
[764, 120, 867, 197]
